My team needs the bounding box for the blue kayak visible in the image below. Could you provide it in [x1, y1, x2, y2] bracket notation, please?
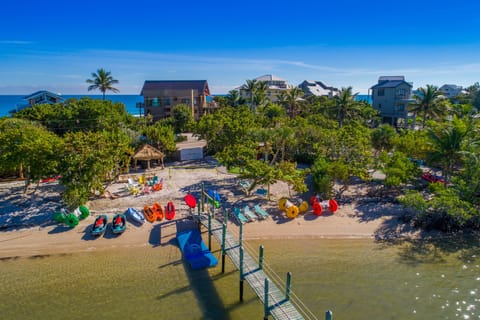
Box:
[125, 207, 145, 225]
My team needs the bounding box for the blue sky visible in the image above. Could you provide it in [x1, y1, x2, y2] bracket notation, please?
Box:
[1, 0, 479, 94]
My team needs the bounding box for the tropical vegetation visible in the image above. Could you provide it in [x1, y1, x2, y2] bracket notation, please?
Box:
[2, 75, 480, 234]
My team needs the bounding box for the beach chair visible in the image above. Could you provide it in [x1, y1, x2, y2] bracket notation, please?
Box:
[233, 207, 249, 224]
[125, 183, 140, 196]
[243, 206, 257, 221]
[254, 205, 270, 219]
[238, 180, 251, 195]
[141, 183, 151, 194]
[127, 177, 139, 187]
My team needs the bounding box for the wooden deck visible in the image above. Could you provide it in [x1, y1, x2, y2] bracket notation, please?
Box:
[195, 213, 306, 320]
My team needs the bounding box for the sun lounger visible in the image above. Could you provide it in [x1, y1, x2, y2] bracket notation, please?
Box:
[238, 180, 251, 194]
[233, 207, 249, 224]
[243, 206, 257, 221]
[254, 205, 270, 219]
[127, 178, 139, 187]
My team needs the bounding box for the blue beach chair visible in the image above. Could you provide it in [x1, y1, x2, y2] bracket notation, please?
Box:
[243, 206, 257, 221]
[233, 207, 249, 224]
[254, 205, 270, 219]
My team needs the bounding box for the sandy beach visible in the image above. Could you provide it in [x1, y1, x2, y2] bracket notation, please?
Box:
[0, 160, 414, 259]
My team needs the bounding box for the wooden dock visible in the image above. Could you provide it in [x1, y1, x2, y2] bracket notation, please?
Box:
[195, 213, 307, 320]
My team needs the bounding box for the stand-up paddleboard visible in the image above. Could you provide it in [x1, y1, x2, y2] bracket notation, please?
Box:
[184, 194, 197, 209]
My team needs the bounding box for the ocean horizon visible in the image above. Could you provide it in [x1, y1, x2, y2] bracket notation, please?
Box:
[0, 94, 372, 117]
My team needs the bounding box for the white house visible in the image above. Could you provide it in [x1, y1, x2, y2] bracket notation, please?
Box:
[439, 84, 463, 98]
[238, 74, 294, 103]
[298, 80, 340, 98]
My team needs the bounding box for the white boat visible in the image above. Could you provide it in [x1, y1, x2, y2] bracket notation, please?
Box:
[125, 207, 145, 224]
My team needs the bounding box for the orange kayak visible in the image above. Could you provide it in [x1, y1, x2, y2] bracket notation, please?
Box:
[165, 201, 176, 220]
[152, 202, 164, 221]
[143, 206, 156, 223]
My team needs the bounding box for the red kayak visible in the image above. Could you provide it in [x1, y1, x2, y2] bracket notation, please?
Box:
[165, 201, 176, 220]
[184, 194, 197, 209]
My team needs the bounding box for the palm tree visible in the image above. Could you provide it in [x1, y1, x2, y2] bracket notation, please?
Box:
[226, 90, 241, 107]
[244, 79, 258, 113]
[255, 81, 269, 109]
[286, 87, 304, 118]
[276, 90, 288, 107]
[410, 85, 444, 129]
[86, 68, 119, 100]
[427, 118, 472, 186]
[372, 124, 397, 155]
[332, 87, 359, 127]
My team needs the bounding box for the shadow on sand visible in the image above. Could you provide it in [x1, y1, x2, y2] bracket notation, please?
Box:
[48, 225, 74, 234]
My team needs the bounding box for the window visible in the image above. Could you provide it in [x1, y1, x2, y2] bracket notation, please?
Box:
[152, 98, 159, 107]
[378, 103, 382, 109]
[396, 88, 405, 96]
[377, 89, 385, 96]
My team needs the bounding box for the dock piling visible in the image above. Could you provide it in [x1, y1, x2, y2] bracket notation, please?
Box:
[325, 310, 333, 320]
[264, 278, 269, 320]
[259, 245, 264, 270]
[221, 219, 226, 274]
[240, 246, 244, 301]
[286, 272, 291, 301]
[208, 213, 212, 251]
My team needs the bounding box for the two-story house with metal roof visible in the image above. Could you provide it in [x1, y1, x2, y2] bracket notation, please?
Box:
[140, 80, 213, 121]
[370, 76, 414, 127]
[439, 84, 464, 99]
[9, 90, 64, 114]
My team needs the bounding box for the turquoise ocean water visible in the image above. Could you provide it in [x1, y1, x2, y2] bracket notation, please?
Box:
[1, 236, 479, 320]
[0, 95, 144, 117]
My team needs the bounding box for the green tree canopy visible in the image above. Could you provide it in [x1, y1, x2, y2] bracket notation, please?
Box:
[0, 118, 62, 191]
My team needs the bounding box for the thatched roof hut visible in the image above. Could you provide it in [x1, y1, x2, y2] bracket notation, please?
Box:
[132, 144, 165, 169]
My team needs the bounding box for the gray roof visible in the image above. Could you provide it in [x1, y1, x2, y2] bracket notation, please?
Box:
[371, 80, 412, 89]
[254, 74, 286, 82]
[141, 80, 210, 96]
[22, 90, 63, 100]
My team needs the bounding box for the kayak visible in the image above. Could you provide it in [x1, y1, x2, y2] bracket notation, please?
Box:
[143, 206, 156, 223]
[111, 213, 126, 234]
[184, 194, 197, 209]
[152, 202, 164, 221]
[125, 207, 145, 224]
[91, 214, 108, 236]
[165, 201, 176, 220]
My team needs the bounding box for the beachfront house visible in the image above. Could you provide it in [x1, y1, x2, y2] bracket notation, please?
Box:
[439, 84, 464, 98]
[10, 90, 64, 114]
[370, 76, 414, 127]
[139, 80, 214, 121]
[238, 74, 294, 103]
[298, 80, 340, 98]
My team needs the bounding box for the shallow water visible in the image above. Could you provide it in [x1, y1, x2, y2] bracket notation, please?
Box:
[1, 237, 479, 320]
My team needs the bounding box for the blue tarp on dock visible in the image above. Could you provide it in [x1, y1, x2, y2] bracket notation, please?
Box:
[176, 229, 218, 270]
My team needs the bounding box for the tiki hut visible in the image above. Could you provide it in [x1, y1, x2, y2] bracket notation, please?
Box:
[132, 144, 165, 169]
